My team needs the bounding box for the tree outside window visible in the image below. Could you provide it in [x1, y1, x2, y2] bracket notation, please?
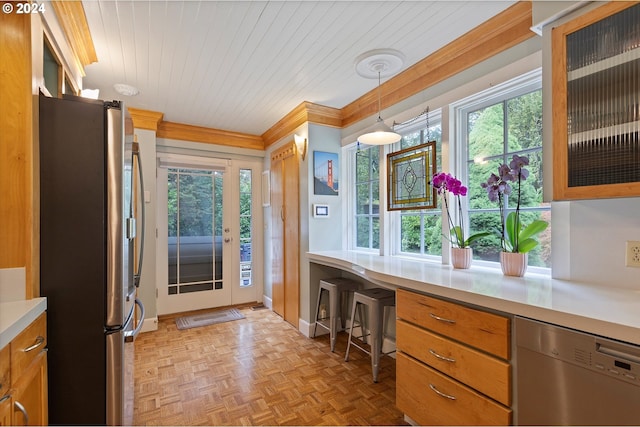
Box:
[354, 146, 380, 250]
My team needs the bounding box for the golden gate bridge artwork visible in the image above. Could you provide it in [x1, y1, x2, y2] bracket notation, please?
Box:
[313, 151, 339, 195]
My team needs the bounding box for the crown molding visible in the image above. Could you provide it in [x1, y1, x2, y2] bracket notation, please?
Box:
[50, 1, 97, 69]
[341, 1, 535, 127]
[128, 107, 164, 131]
[158, 121, 264, 151]
[262, 102, 342, 148]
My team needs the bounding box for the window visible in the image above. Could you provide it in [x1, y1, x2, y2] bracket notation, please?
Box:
[457, 70, 550, 269]
[346, 70, 548, 270]
[239, 169, 253, 287]
[352, 145, 380, 251]
[394, 110, 443, 257]
[167, 168, 223, 294]
[43, 38, 60, 97]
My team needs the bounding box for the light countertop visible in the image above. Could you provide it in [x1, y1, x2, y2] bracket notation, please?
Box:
[0, 298, 47, 349]
[307, 250, 640, 346]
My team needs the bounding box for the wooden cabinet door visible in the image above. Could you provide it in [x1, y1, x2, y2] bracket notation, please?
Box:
[270, 142, 299, 328]
[0, 397, 11, 426]
[551, 2, 640, 200]
[12, 352, 47, 426]
[271, 152, 285, 317]
[282, 148, 299, 328]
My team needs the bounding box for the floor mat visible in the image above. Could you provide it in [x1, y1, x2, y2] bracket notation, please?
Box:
[175, 308, 245, 330]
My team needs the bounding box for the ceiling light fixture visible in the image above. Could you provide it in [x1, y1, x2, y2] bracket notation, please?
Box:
[355, 49, 404, 146]
[113, 83, 139, 96]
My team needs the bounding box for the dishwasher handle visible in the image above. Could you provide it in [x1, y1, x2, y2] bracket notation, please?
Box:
[596, 341, 640, 364]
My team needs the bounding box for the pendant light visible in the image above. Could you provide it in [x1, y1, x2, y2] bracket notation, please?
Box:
[355, 49, 404, 146]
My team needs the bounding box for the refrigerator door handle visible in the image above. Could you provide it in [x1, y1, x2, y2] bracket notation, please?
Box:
[124, 299, 145, 342]
[132, 140, 145, 288]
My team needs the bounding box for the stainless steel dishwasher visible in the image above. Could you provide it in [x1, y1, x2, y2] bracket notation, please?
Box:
[515, 317, 640, 425]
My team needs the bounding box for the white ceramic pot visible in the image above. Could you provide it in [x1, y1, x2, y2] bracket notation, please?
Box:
[500, 251, 528, 277]
[451, 247, 473, 269]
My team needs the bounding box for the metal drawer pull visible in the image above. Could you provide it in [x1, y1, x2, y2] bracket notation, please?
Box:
[429, 349, 456, 363]
[14, 400, 29, 425]
[429, 384, 457, 400]
[429, 313, 456, 324]
[23, 336, 45, 352]
[0, 395, 9, 404]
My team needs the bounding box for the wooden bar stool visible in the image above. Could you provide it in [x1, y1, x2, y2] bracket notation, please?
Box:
[313, 278, 361, 352]
[345, 287, 396, 382]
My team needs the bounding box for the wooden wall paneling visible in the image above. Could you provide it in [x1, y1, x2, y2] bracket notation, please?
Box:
[0, 8, 35, 296]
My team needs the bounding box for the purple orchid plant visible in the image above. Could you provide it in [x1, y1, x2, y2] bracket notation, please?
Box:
[432, 172, 490, 249]
[481, 154, 548, 253]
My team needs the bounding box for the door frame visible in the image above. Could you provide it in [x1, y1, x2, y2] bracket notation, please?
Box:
[155, 153, 264, 315]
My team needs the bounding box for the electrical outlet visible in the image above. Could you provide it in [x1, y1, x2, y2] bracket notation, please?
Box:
[625, 241, 640, 268]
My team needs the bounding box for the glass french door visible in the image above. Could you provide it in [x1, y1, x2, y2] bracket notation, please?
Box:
[156, 156, 262, 315]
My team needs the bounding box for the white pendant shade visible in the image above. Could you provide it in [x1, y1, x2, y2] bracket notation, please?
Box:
[355, 49, 404, 146]
[357, 117, 402, 145]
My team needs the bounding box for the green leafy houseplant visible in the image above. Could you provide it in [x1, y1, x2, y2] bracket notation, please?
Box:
[481, 155, 548, 253]
[432, 172, 491, 248]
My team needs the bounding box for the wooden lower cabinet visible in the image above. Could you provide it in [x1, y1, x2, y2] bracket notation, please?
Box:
[0, 312, 48, 426]
[396, 289, 512, 425]
[397, 353, 511, 426]
[0, 397, 11, 426]
[397, 320, 510, 406]
[11, 351, 47, 426]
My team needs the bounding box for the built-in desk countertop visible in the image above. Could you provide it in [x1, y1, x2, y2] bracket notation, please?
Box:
[0, 298, 47, 349]
[307, 250, 640, 346]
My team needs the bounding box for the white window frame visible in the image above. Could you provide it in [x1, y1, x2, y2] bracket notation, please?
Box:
[452, 68, 549, 274]
[345, 143, 383, 253]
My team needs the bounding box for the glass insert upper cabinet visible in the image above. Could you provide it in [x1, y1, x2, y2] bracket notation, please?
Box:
[552, 2, 640, 200]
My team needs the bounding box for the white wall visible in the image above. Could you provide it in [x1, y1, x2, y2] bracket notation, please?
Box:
[307, 124, 344, 252]
[552, 199, 640, 287]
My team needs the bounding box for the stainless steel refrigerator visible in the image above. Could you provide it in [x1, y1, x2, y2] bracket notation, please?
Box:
[39, 93, 145, 425]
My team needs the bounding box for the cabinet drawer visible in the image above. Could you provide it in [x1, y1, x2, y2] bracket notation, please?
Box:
[397, 289, 510, 359]
[10, 313, 46, 385]
[0, 345, 9, 398]
[396, 352, 511, 426]
[397, 319, 511, 406]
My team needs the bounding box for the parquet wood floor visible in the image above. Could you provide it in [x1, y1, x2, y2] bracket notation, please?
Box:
[133, 305, 408, 426]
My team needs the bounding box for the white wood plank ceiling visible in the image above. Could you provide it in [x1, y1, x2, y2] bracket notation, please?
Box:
[82, 1, 515, 136]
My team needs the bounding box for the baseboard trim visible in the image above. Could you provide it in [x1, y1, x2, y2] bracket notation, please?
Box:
[262, 295, 272, 309]
[140, 315, 158, 333]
